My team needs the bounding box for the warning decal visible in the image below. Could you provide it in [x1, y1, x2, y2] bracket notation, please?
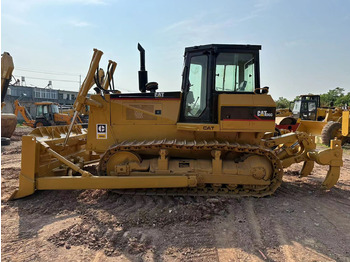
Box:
[96, 124, 107, 139]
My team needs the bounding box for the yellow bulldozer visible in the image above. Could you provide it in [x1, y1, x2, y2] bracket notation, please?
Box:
[1, 52, 17, 145]
[10, 44, 343, 200]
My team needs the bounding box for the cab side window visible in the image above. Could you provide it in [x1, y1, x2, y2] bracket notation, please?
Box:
[215, 53, 255, 92]
[184, 55, 208, 117]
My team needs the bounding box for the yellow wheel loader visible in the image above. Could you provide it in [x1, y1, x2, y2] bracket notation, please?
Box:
[10, 44, 343, 200]
[276, 94, 344, 145]
[1, 52, 17, 145]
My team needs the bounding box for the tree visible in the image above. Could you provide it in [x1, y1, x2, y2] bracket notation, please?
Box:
[275, 97, 290, 108]
[320, 87, 346, 107]
[335, 92, 350, 107]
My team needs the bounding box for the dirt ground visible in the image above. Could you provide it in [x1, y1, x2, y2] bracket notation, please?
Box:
[1, 126, 350, 262]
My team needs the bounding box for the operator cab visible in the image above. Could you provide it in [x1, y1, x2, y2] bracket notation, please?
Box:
[35, 102, 59, 123]
[114, 44, 269, 126]
[179, 44, 262, 123]
[292, 95, 320, 120]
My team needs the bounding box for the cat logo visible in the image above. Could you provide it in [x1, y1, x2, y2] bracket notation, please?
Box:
[155, 92, 164, 98]
[257, 110, 273, 117]
[203, 126, 214, 130]
[96, 124, 107, 139]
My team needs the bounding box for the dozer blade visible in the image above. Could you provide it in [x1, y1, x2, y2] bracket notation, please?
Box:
[9, 124, 95, 200]
[10, 136, 36, 200]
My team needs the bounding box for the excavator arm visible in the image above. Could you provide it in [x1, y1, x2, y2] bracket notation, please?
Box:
[14, 100, 35, 127]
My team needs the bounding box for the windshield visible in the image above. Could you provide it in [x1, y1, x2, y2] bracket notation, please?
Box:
[51, 104, 59, 114]
[215, 53, 255, 92]
[292, 100, 301, 114]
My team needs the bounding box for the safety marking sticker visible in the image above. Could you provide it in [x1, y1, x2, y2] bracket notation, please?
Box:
[96, 124, 107, 139]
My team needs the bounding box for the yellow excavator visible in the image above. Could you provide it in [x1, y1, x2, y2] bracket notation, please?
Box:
[10, 44, 343, 200]
[1, 52, 17, 145]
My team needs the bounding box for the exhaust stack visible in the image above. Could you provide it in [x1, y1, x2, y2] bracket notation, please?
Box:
[138, 43, 148, 93]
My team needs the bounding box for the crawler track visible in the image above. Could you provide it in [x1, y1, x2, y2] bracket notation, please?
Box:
[98, 139, 284, 197]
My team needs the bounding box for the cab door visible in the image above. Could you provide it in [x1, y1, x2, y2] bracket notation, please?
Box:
[180, 53, 212, 123]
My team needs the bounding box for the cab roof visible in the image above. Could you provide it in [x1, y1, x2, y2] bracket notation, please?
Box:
[184, 44, 261, 54]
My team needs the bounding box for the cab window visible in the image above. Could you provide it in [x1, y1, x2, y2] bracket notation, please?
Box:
[292, 100, 301, 115]
[43, 105, 49, 114]
[37, 106, 43, 116]
[51, 104, 59, 114]
[184, 55, 208, 117]
[215, 53, 255, 92]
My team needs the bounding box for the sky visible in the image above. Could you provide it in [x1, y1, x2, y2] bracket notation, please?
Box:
[1, 0, 350, 100]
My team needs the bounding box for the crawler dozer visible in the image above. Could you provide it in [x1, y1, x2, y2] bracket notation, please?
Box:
[10, 44, 343, 200]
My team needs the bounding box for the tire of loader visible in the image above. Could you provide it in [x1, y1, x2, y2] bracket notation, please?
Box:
[1, 137, 11, 146]
[321, 121, 344, 146]
[34, 120, 50, 128]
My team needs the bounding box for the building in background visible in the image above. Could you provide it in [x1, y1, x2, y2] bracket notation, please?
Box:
[3, 85, 81, 121]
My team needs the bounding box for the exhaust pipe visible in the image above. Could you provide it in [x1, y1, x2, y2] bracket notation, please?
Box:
[138, 43, 148, 93]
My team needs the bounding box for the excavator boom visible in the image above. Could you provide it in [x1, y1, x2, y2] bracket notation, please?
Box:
[14, 100, 35, 127]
